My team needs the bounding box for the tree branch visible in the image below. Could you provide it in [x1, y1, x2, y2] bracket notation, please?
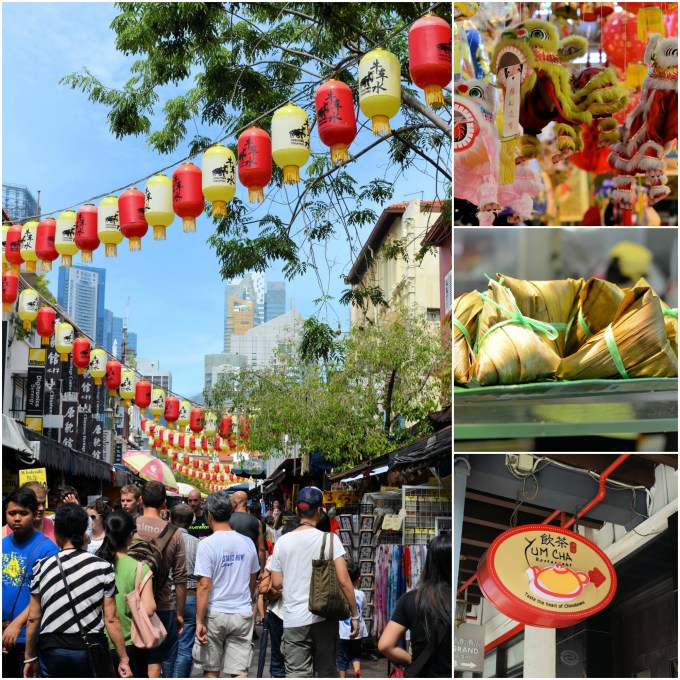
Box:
[392, 131, 452, 181]
[400, 90, 451, 137]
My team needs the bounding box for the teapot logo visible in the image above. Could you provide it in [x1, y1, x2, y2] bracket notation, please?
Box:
[526, 563, 590, 602]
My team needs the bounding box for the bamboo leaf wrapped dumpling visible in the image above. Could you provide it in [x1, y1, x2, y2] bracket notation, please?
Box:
[474, 280, 560, 386]
[453, 290, 483, 385]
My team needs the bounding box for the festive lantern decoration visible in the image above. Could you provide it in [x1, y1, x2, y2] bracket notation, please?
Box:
[75, 204, 99, 263]
[17, 289, 39, 330]
[172, 162, 204, 231]
[219, 414, 233, 438]
[202, 460, 209, 473]
[120, 370, 136, 406]
[2, 223, 10, 273]
[183, 453, 190, 466]
[72, 336, 91, 375]
[237, 128, 272, 203]
[190, 406, 205, 434]
[408, 15, 453, 109]
[165, 395, 180, 429]
[150, 387, 166, 422]
[97, 195, 123, 257]
[580, 2, 614, 22]
[19, 221, 39, 273]
[202, 145, 237, 218]
[315, 80, 357, 164]
[89, 348, 107, 385]
[55, 211, 78, 267]
[203, 411, 217, 439]
[626, 3, 674, 42]
[36, 306, 56, 345]
[36, 218, 58, 272]
[358, 48, 401, 135]
[602, 11, 648, 74]
[201, 437, 209, 454]
[105, 360, 122, 396]
[119, 188, 149, 251]
[145, 174, 174, 240]
[55, 322, 75, 362]
[162, 427, 173, 449]
[5, 224, 23, 274]
[135, 379, 152, 413]
[193, 458, 200, 470]
[271, 104, 311, 184]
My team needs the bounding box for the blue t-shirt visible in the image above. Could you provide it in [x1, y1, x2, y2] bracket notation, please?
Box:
[2, 531, 59, 642]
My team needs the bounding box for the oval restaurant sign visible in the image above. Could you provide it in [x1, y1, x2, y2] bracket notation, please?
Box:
[477, 524, 617, 628]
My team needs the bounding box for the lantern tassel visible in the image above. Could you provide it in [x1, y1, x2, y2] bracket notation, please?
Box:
[2, 264, 7, 274]
[330, 143, 350, 164]
[81, 250, 93, 263]
[248, 186, 265, 203]
[500, 136, 517, 185]
[625, 63, 648, 90]
[153, 226, 167, 241]
[41, 337, 49, 346]
[10, 264, 20, 274]
[42, 261, 52, 273]
[182, 217, 197, 232]
[61, 255, 72, 268]
[3, 303, 11, 313]
[22, 320, 31, 330]
[26, 262, 36, 273]
[128, 237, 142, 251]
[211, 201, 227, 219]
[105, 243, 117, 257]
[283, 166, 300, 184]
[424, 84, 446, 110]
[371, 115, 391, 136]
[636, 6, 665, 42]
[60, 354, 68, 362]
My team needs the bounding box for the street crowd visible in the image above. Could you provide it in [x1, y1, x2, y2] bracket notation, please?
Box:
[3, 479, 452, 678]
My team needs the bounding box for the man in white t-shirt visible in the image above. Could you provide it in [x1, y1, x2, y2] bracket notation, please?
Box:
[270, 487, 359, 678]
[193, 491, 260, 678]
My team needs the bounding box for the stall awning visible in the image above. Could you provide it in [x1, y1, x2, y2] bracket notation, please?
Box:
[261, 458, 299, 493]
[389, 426, 451, 471]
[2, 415, 34, 455]
[328, 452, 392, 483]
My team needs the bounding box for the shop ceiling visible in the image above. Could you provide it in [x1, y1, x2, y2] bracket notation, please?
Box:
[457, 454, 677, 605]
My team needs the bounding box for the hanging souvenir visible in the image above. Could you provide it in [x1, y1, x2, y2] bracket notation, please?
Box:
[315, 80, 357, 163]
[98, 195, 123, 257]
[272, 104, 311, 184]
[75, 204, 100, 263]
[145, 174, 174, 240]
[358, 48, 401, 135]
[36, 218, 59, 272]
[17, 288, 39, 329]
[238, 127, 272, 202]
[119, 187, 149, 250]
[19, 221, 39, 273]
[173, 162, 204, 231]
[202, 145, 237, 218]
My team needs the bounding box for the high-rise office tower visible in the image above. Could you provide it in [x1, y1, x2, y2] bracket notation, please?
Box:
[265, 281, 286, 322]
[223, 272, 265, 352]
[57, 265, 106, 345]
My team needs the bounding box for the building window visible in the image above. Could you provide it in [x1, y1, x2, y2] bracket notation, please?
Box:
[426, 308, 440, 323]
[482, 633, 524, 678]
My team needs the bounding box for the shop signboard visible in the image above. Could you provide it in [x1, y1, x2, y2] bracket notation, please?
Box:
[77, 412, 92, 455]
[91, 419, 104, 460]
[61, 399, 78, 450]
[454, 622, 484, 672]
[19, 468, 47, 487]
[26, 349, 45, 418]
[477, 524, 617, 628]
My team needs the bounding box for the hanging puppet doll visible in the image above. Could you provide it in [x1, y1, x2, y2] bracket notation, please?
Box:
[490, 19, 627, 183]
[609, 35, 679, 209]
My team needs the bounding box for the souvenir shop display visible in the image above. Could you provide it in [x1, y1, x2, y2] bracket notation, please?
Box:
[454, 2, 679, 226]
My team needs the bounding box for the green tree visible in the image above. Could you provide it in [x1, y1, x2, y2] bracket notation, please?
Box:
[202, 305, 448, 466]
[61, 2, 451, 314]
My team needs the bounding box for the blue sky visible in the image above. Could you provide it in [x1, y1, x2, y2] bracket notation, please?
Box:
[2, 2, 445, 397]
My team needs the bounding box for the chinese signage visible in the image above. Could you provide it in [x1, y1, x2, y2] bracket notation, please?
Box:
[19, 467, 47, 487]
[477, 525, 617, 628]
[454, 622, 484, 672]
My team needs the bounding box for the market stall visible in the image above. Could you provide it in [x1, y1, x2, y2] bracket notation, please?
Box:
[454, 2, 678, 226]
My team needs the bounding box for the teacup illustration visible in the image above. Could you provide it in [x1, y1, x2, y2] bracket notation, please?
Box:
[526, 563, 590, 602]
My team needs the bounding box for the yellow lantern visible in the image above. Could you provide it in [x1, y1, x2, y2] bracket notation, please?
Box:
[172, 431, 182, 448]
[55, 322, 75, 362]
[358, 48, 401, 135]
[271, 104, 311, 184]
[119, 369, 136, 407]
[203, 411, 217, 439]
[202, 145, 237, 218]
[145, 174, 174, 240]
[162, 427, 173, 449]
[2, 222, 10, 273]
[89, 348, 107, 385]
[98, 195, 123, 257]
[55, 210, 79, 268]
[18, 288, 39, 329]
[19, 221, 39, 273]
[150, 387, 166, 422]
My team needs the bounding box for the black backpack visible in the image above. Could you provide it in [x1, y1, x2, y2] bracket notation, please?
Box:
[128, 523, 177, 597]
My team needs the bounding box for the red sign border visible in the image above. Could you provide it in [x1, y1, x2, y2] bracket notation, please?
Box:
[477, 524, 617, 628]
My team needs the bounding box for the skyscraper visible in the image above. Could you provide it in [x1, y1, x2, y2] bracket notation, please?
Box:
[57, 265, 106, 345]
[2, 183, 38, 222]
[265, 281, 286, 322]
[223, 272, 265, 352]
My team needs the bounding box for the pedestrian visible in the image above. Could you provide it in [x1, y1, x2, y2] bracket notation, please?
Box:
[377, 532, 452, 678]
[336, 563, 368, 679]
[96, 509, 156, 678]
[270, 486, 360, 678]
[134, 481, 187, 678]
[170, 503, 200, 678]
[3, 483, 55, 541]
[2, 488, 58, 678]
[53, 485, 80, 507]
[193, 490, 260, 679]
[119, 485, 142, 519]
[86, 498, 112, 554]
[230, 490, 267, 570]
[187, 489, 212, 539]
[22, 503, 131, 678]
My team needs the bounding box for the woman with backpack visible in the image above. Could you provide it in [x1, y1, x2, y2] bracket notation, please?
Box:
[97, 510, 156, 678]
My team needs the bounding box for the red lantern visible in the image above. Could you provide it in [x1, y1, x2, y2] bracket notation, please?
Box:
[36, 306, 56, 346]
[229, 474, 234, 482]
[315, 80, 357, 164]
[211, 473, 217, 482]
[219, 473, 225, 482]
[177, 433, 185, 450]
[202, 460, 209, 472]
[580, 2, 614, 22]
[119, 188, 149, 251]
[201, 437, 209, 454]
[213, 462, 220, 473]
[408, 15, 452, 110]
[219, 414, 233, 437]
[135, 379, 152, 412]
[602, 11, 647, 70]
[5, 225, 23, 274]
[224, 465, 230, 474]
[183, 454, 190, 466]
[237, 127, 272, 203]
[36, 218, 59, 272]
[193, 458, 199, 469]
[190, 407, 205, 434]
[164, 395, 180, 429]
[2, 271, 19, 312]
[74, 204, 99, 263]
[72, 337, 91, 375]
[189, 436, 197, 453]
[172, 451, 178, 462]
[172, 163, 204, 232]
[105, 360, 122, 395]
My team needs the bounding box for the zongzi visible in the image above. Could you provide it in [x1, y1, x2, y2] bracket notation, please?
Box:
[453, 290, 484, 385]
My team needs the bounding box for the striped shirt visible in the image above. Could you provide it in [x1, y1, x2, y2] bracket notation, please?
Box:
[177, 527, 199, 590]
[30, 548, 115, 635]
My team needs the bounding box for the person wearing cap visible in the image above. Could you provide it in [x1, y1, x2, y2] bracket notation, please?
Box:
[270, 486, 359, 678]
